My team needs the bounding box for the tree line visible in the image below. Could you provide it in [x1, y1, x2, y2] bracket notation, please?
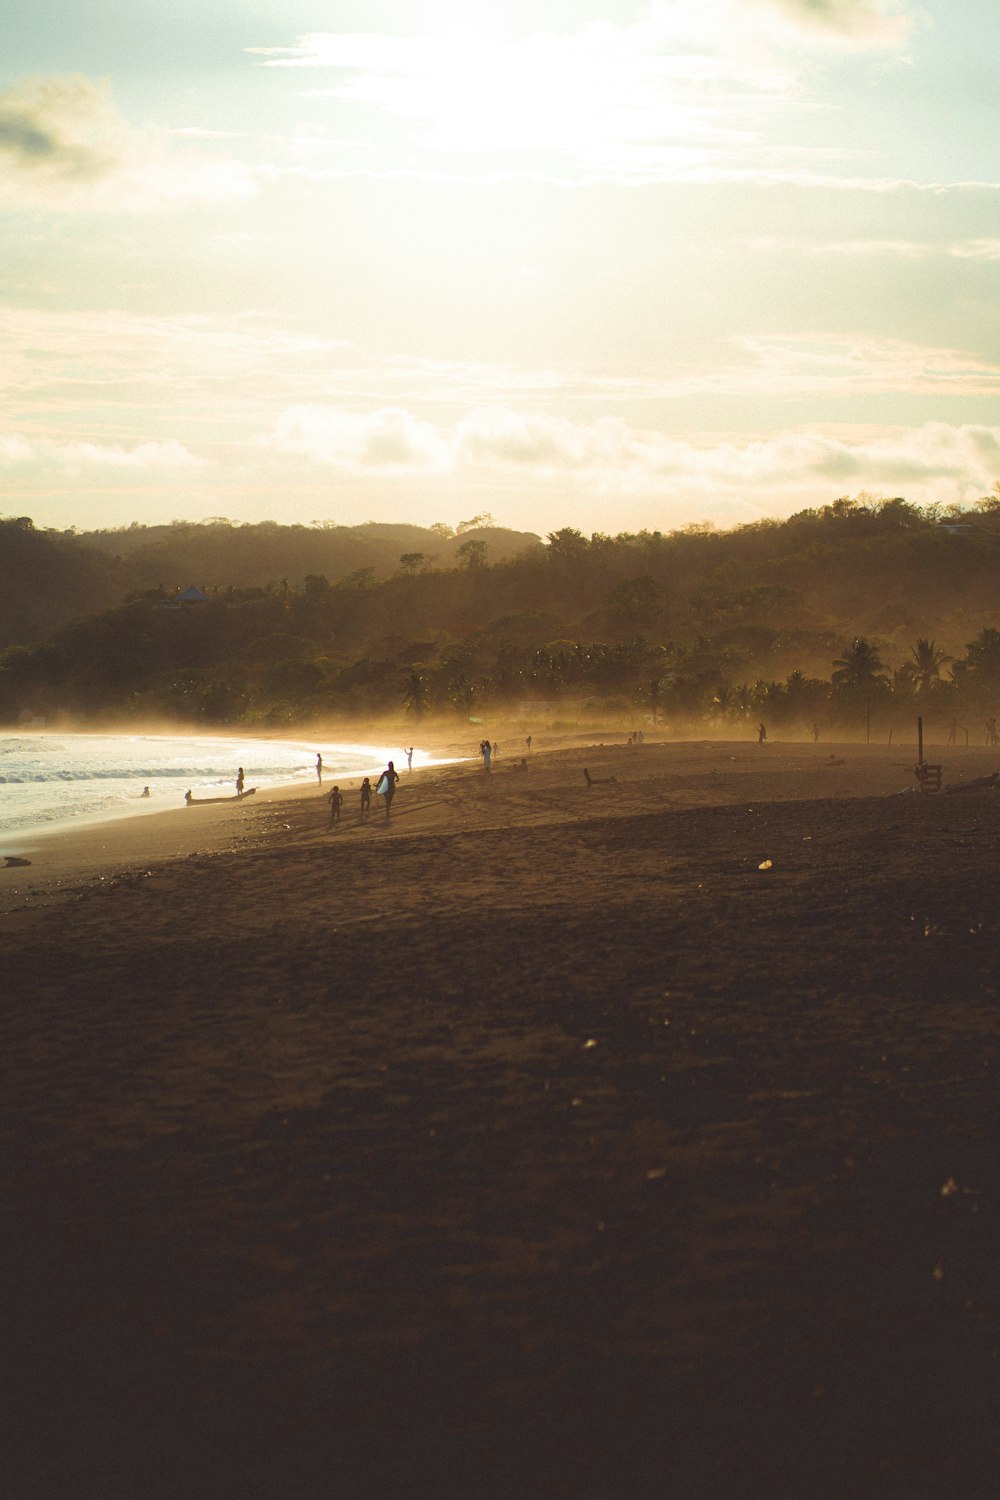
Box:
[2, 492, 1000, 735]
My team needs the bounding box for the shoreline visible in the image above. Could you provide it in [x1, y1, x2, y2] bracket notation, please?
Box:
[0, 727, 472, 908]
[0, 764, 435, 913]
[4, 731, 994, 916]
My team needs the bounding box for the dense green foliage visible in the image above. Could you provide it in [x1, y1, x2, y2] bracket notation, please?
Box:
[2, 495, 1000, 734]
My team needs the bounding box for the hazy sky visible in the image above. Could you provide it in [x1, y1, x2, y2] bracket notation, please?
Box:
[3, 0, 1000, 537]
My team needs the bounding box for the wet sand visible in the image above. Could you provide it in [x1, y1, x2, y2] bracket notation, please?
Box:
[4, 737, 1000, 1498]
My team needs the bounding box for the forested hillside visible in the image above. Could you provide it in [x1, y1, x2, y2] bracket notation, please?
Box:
[2, 495, 999, 735]
[0, 515, 540, 652]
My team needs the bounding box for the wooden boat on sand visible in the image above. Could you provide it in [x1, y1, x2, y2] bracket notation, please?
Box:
[184, 788, 257, 805]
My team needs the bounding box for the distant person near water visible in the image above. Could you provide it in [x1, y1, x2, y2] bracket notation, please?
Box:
[812, 723, 820, 742]
[236, 767, 245, 796]
[316, 753, 323, 785]
[327, 785, 343, 825]
[377, 761, 400, 817]
[360, 777, 372, 817]
[757, 723, 767, 746]
[140, 786, 150, 797]
[406, 746, 414, 771]
[525, 735, 532, 753]
[481, 740, 492, 771]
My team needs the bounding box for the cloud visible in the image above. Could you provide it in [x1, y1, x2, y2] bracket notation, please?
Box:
[0, 433, 34, 463]
[0, 75, 120, 182]
[0, 431, 206, 470]
[270, 406, 452, 472]
[0, 74, 256, 211]
[264, 402, 1000, 517]
[728, 335, 1000, 398]
[0, 307, 353, 417]
[60, 438, 208, 470]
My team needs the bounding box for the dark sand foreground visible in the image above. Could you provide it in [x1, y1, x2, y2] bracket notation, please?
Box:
[3, 738, 1000, 1499]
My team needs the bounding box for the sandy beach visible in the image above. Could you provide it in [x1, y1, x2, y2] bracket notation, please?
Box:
[4, 734, 1000, 1498]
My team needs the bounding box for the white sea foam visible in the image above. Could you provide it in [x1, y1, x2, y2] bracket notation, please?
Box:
[0, 731, 409, 843]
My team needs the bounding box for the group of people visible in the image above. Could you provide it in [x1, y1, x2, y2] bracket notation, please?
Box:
[479, 739, 499, 770]
[941, 717, 999, 746]
[327, 761, 400, 826]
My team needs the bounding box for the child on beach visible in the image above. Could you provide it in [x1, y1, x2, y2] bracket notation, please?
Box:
[360, 777, 372, 817]
[327, 785, 343, 826]
[236, 767, 245, 796]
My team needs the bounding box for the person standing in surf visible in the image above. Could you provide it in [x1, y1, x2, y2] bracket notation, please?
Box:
[236, 766, 245, 796]
[316, 752, 323, 785]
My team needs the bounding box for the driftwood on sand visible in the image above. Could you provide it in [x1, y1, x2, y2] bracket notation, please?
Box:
[583, 767, 617, 786]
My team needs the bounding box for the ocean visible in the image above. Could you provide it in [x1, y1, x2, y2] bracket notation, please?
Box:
[0, 731, 409, 845]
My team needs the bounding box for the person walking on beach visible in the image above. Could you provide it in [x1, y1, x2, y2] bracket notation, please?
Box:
[525, 734, 532, 753]
[377, 760, 400, 817]
[236, 766, 245, 796]
[327, 785, 343, 826]
[757, 723, 767, 746]
[481, 739, 492, 771]
[316, 753, 323, 785]
[360, 777, 372, 817]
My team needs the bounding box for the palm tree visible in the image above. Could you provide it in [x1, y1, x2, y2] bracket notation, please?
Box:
[712, 684, 735, 723]
[832, 637, 885, 689]
[908, 638, 952, 694]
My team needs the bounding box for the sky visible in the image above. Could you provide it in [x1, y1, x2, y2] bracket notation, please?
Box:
[2, 0, 1000, 539]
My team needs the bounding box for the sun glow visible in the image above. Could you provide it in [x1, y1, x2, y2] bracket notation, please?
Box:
[272, 22, 709, 169]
